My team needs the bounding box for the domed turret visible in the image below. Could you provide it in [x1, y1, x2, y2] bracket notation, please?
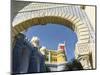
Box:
[40, 46, 47, 55]
[31, 36, 40, 48]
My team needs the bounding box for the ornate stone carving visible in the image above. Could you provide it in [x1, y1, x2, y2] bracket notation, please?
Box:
[78, 55, 91, 69]
[77, 43, 90, 55]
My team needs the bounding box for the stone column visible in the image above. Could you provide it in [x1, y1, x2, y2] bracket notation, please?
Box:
[75, 42, 94, 69]
[48, 51, 51, 63]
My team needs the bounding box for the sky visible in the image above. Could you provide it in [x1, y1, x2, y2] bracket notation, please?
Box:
[24, 23, 77, 61]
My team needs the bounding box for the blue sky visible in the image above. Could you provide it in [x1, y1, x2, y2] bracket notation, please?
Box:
[24, 23, 77, 61]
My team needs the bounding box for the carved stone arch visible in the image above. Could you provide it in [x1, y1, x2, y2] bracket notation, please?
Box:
[12, 16, 90, 44]
[12, 3, 95, 69]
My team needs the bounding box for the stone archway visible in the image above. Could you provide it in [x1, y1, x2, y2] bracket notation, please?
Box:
[12, 2, 95, 69]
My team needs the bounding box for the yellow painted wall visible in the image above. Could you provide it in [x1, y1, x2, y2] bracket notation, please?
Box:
[45, 50, 66, 63]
